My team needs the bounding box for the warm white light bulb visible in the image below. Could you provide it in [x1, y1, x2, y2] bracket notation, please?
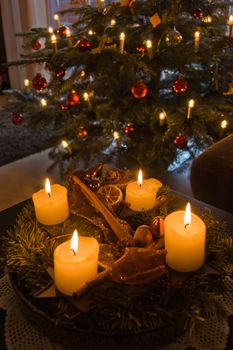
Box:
[70, 229, 79, 256]
[159, 112, 166, 121]
[61, 140, 69, 148]
[113, 131, 119, 140]
[120, 32, 125, 40]
[184, 202, 192, 228]
[146, 40, 152, 49]
[48, 27, 53, 34]
[41, 98, 47, 107]
[24, 79, 29, 87]
[194, 31, 200, 39]
[54, 14, 59, 21]
[229, 15, 233, 24]
[221, 120, 228, 129]
[188, 99, 195, 108]
[83, 92, 89, 101]
[88, 29, 94, 35]
[66, 28, 71, 37]
[111, 19, 116, 26]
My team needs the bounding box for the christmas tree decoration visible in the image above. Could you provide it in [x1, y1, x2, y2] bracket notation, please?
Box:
[194, 30, 201, 52]
[40, 98, 47, 107]
[32, 40, 41, 50]
[58, 25, 68, 38]
[110, 19, 116, 26]
[150, 12, 161, 28]
[119, 32, 126, 54]
[48, 26, 53, 34]
[146, 40, 153, 60]
[12, 113, 23, 125]
[220, 119, 228, 129]
[60, 104, 69, 111]
[32, 74, 47, 92]
[165, 28, 183, 47]
[66, 28, 73, 48]
[131, 81, 148, 99]
[123, 123, 135, 135]
[51, 34, 57, 52]
[56, 69, 66, 78]
[187, 99, 195, 119]
[53, 14, 60, 28]
[67, 90, 80, 106]
[24, 79, 30, 88]
[76, 39, 93, 51]
[173, 134, 188, 149]
[202, 16, 212, 24]
[159, 111, 166, 126]
[133, 225, 153, 247]
[172, 78, 187, 94]
[136, 46, 146, 54]
[228, 15, 233, 37]
[61, 140, 72, 154]
[193, 8, 203, 19]
[76, 126, 88, 138]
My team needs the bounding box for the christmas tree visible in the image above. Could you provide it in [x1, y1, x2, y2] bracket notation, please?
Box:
[5, 0, 233, 175]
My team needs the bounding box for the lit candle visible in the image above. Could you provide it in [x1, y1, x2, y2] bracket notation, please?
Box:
[24, 79, 29, 87]
[228, 15, 233, 37]
[48, 26, 53, 34]
[32, 178, 69, 225]
[164, 203, 206, 272]
[83, 92, 92, 109]
[125, 170, 162, 211]
[119, 32, 125, 54]
[111, 19, 116, 27]
[54, 14, 60, 28]
[66, 28, 72, 48]
[187, 99, 195, 119]
[97, 0, 104, 12]
[51, 34, 57, 52]
[194, 30, 200, 52]
[146, 40, 153, 60]
[54, 229, 99, 295]
[159, 112, 166, 126]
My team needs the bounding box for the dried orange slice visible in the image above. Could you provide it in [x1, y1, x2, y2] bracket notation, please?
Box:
[98, 184, 123, 206]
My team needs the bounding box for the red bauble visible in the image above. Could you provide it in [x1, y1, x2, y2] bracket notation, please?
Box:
[67, 90, 80, 106]
[77, 39, 93, 51]
[56, 69, 66, 78]
[58, 25, 68, 37]
[136, 46, 147, 54]
[32, 40, 41, 50]
[123, 123, 135, 135]
[77, 126, 88, 138]
[32, 74, 47, 92]
[60, 104, 69, 111]
[172, 78, 187, 94]
[193, 8, 203, 19]
[131, 81, 148, 99]
[173, 135, 188, 149]
[12, 113, 23, 125]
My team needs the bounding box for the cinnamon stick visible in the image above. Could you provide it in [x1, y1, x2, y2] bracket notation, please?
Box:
[72, 175, 130, 241]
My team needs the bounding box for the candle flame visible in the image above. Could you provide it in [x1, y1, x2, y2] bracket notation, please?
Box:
[159, 112, 166, 121]
[51, 34, 57, 43]
[54, 14, 59, 20]
[138, 169, 143, 187]
[120, 32, 125, 40]
[188, 99, 195, 108]
[48, 26, 53, 34]
[24, 79, 29, 87]
[194, 31, 200, 39]
[70, 229, 79, 256]
[146, 40, 152, 49]
[113, 131, 119, 140]
[111, 19, 116, 26]
[229, 15, 233, 23]
[83, 92, 89, 101]
[184, 202, 191, 228]
[66, 28, 71, 37]
[45, 178, 51, 198]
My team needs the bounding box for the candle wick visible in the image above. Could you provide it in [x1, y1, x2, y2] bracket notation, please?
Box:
[184, 223, 190, 229]
[47, 192, 51, 199]
[139, 183, 142, 189]
[71, 249, 76, 256]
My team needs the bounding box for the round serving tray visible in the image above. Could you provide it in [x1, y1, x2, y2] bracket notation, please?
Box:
[9, 273, 184, 350]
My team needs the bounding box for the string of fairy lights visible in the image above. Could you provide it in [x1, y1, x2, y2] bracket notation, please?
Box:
[21, 7, 232, 154]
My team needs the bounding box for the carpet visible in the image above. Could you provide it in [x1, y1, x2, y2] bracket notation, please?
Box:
[0, 109, 57, 166]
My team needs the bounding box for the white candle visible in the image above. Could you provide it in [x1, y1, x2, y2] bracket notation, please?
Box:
[66, 28, 72, 48]
[146, 40, 153, 60]
[228, 15, 233, 37]
[194, 30, 200, 52]
[54, 14, 60, 28]
[54, 229, 99, 295]
[187, 99, 195, 119]
[164, 203, 206, 272]
[125, 170, 162, 211]
[119, 32, 125, 54]
[32, 178, 69, 225]
[51, 34, 57, 52]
